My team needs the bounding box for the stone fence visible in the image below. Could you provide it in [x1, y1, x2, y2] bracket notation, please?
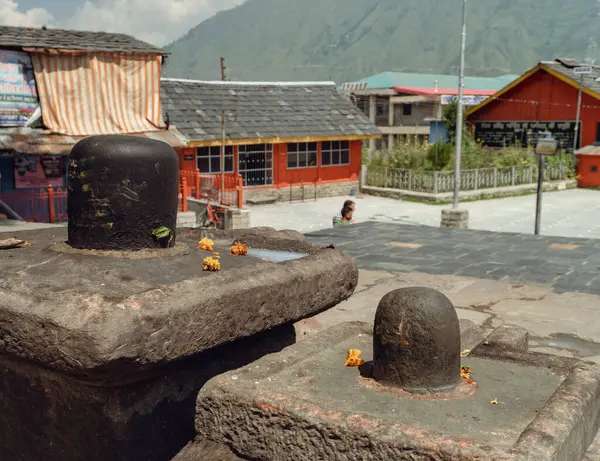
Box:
[362, 162, 571, 195]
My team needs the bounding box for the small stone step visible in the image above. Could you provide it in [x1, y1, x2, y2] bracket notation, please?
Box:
[247, 196, 278, 205]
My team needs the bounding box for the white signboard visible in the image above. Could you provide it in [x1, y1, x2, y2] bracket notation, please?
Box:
[574, 66, 593, 75]
[535, 138, 558, 155]
[441, 94, 489, 106]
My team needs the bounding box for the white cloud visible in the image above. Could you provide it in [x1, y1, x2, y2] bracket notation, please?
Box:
[65, 0, 245, 46]
[0, 0, 54, 27]
[0, 0, 244, 46]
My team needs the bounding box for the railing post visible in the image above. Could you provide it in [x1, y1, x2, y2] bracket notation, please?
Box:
[47, 184, 56, 224]
[511, 165, 516, 186]
[384, 167, 389, 188]
[236, 174, 243, 209]
[474, 169, 479, 190]
[360, 164, 367, 189]
[433, 171, 439, 195]
[529, 165, 533, 184]
[181, 177, 188, 212]
[195, 169, 201, 199]
[493, 168, 498, 188]
[408, 170, 413, 191]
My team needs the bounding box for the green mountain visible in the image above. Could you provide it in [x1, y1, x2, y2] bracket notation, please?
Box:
[164, 0, 600, 83]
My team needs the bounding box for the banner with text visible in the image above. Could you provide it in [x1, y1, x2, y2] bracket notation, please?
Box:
[0, 50, 39, 127]
[473, 121, 580, 151]
[441, 95, 489, 106]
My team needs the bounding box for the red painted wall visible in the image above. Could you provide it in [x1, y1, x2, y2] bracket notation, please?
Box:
[181, 141, 363, 188]
[467, 69, 599, 147]
[577, 155, 600, 188]
[178, 148, 197, 171]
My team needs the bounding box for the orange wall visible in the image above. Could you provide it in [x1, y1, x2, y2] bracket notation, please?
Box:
[179, 141, 362, 187]
[468, 69, 600, 147]
[577, 155, 600, 188]
[178, 148, 197, 171]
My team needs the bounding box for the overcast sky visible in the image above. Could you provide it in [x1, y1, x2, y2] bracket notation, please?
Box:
[0, 0, 244, 46]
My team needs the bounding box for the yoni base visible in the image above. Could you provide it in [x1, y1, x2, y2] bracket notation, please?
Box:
[0, 324, 295, 461]
[193, 322, 600, 461]
[441, 208, 470, 229]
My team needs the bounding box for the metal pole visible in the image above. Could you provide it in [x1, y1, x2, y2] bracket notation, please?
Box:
[573, 75, 583, 153]
[221, 111, 225, 202]
[453, 0, 467, 209]
[534, 154, 545, 235]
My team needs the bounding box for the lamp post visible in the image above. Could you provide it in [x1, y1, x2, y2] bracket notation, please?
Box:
[440, 0, 469, 230]
[534, 132, 558, 235]
[453, 0, 467, 209]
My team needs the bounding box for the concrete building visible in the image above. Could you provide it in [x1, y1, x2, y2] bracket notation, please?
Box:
[342, 71, 517, 151]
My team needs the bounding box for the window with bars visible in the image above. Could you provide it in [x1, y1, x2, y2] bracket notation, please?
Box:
[197, 146, 234, 174]
[287, 142, 318, 169]
[321, 141, 350, 166]
[238, 144, 273, 187]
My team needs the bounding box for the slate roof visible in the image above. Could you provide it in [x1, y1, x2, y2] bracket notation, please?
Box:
[351, 71, 518, 91]
[543, 59, 600, 96]
[0, 25, 163, 54]
[160, 79, 381, 142]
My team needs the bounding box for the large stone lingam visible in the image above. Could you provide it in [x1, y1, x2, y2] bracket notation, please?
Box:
[193, 287, 600, 461]
[0, 135, 358, 461]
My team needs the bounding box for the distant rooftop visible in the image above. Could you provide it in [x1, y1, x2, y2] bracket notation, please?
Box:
[161, 78, 380, 142]
[352, 71, 519, 91]
[0, 25, 163, 54]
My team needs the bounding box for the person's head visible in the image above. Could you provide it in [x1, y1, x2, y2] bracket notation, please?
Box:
[343, 200, 356, 212]
[341, 205, 353, 221]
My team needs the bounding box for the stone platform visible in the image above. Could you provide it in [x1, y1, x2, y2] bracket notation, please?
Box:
[194, 322, 600, 461]
[0, 226, 358, 460]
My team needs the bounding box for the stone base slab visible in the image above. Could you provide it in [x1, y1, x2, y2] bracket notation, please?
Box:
[244, 181, 359, 205]
[441, 208, 470, 229]
[0, 324, 295, 461]
[194, 322, 600, 461]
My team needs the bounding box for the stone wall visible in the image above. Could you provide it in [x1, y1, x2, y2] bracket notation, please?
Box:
[244, 181, 359, 204]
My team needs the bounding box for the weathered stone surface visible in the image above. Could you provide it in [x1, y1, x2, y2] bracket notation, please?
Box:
[372, 287, 461, 393]
[171, 440, 244, 461]
[195, 322, 600, 461]
[0, 227, 357, 382]
[482, 324, 530, 352]
[0, 226, 358, 461]
[0, 323, 295, 461]
[440, 208, 469, 229]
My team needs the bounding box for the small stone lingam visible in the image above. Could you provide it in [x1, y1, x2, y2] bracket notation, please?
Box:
[193, 286, 600, 461]
[371, 287, 462, 394]
[0, 135, 359, 461]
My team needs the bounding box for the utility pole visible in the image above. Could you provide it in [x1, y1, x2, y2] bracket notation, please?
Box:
[572, 66, 591, 152]
[453, 0, 467, 209]
[573, 75, 584, 153]
[220, 57, 227, 201]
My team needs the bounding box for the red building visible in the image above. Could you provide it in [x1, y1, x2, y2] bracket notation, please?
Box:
[161, 79, 380, 204]
[467, 58, 600, 152]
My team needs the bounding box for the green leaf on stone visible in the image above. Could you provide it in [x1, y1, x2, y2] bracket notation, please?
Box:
[152, 227, 173, 244]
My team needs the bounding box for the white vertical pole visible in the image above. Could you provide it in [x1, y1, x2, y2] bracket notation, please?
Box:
[453, 0, 467, 209]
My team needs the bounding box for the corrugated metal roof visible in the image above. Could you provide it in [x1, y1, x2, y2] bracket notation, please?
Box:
[0, 128, 185, 155]
[391, 86, 497, 97]
[351, 71, 519, 91]
[161, 79, 381, 142]
[0, 25, 163, 54]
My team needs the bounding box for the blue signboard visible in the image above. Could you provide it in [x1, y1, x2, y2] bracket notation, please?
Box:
[0, 50, 39, 127]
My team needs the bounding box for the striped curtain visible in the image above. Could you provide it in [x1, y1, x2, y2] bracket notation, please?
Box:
[31, 52, 164, 136]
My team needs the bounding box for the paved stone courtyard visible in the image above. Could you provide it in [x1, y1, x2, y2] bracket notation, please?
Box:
[306, 221, 600, 295]
[250, 189, 600, 238]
